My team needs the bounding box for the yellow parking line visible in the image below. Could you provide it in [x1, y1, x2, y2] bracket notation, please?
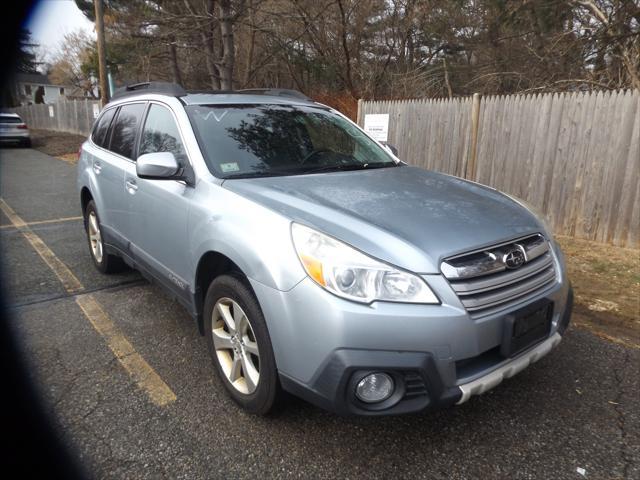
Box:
[0, 199, 83, 293]
[1, 197, 176, 407]
[0, 215, 82, 230]
[56, 154, 79, 165]
[76, 295, 177, 406]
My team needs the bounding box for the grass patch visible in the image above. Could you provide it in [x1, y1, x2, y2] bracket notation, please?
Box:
[557, 235, 639, 348]
[30, 129, 85, 159]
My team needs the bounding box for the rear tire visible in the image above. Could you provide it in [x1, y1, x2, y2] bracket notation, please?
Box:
[22, 138, 31, 148]
[204, 274, 280, 415]
[84, 200, 124, 274]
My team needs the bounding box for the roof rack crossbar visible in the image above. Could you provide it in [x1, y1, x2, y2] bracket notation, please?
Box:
[111, 82, 187, 100]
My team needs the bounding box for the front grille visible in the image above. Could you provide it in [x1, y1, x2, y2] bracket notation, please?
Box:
[441, 234, 557, 318]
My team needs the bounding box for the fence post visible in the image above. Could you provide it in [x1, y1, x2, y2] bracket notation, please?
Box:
[84, 100, 89, 134]
[465, 92, 482, 180]
[357, 98, 363, 126]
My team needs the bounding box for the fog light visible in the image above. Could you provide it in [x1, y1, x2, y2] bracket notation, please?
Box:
[355, 373, 394, 403]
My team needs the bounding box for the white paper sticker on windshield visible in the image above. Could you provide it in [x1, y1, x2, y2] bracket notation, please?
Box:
[363, 114, 389, 142]
[220, 162, 240, 173]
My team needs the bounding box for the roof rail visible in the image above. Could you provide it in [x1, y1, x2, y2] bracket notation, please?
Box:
[236, 88, 312, 102]
[111, 82, 187, 101]
[187, 89, 237, 95]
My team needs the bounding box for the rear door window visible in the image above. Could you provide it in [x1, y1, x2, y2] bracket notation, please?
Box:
[92, 108, 116, 148]
[109, 103, 146, 160]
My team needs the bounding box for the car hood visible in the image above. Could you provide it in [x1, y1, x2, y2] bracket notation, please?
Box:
[222, 166, 545, 273]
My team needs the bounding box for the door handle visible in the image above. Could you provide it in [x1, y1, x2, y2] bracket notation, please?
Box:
[125, 179, 138, 194]
[93, 161, 102, 174]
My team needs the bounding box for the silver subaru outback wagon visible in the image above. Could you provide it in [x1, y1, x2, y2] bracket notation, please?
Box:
[77, 82, 573, 416]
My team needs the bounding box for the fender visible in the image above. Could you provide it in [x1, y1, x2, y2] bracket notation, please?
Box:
[190, 209, 306, 294]
[188, 181, 306, 293]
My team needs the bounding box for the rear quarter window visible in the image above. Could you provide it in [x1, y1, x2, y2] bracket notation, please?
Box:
[109, 103, 146, 160]
[91, 108, 116, 148]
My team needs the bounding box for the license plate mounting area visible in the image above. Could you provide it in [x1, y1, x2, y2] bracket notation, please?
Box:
[500, 299, 553, 358]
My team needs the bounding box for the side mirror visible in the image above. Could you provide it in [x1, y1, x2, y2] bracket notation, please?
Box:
[136, 152, 181, 180]
[383, 143, 399, 157]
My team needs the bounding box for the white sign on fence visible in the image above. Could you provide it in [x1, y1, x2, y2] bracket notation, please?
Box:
[48, 106, 54, 118]
[92, 103, 100, 119]
[363, 113, 389, 142]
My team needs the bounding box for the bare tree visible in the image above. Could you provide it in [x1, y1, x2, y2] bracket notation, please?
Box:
[46, 31, 98, 98]
[74, 0, 639, 108]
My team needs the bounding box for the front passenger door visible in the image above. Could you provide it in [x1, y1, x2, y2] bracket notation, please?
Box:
[128, 103, 193, 299]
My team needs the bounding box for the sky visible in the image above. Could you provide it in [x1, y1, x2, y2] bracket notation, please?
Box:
[25, 0, 95, 54]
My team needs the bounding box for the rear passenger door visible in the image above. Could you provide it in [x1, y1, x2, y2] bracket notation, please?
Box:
[103, 102, 147, 249]
[128, 102, 193, 298]
[89, 105, 127, 245]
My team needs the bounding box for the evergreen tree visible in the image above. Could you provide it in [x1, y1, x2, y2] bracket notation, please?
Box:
[16, 28, 39, 74]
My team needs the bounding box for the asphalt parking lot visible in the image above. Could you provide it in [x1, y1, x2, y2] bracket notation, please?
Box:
[1, 147, 638, 479]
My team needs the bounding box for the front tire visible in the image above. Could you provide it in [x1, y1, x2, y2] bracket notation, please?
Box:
[84, 200, 124, 274]
[204, 274, 279, 415]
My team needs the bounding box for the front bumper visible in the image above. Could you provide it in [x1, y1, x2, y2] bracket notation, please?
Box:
[280, 332, 567, 416]
[251, 266, 573, 416]
[280, 291, 570, 415]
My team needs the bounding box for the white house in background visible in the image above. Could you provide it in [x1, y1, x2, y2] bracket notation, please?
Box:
[11, 73, 79, 105]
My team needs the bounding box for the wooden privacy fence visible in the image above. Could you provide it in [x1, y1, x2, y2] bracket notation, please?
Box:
[358, 90, 639, 248]
[10, 99, 101, 136]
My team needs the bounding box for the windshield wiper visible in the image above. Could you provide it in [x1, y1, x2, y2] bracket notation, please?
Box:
[300, 162, 399, 175]
[223, 162, 401, 179]
[222, 171, 293, 179]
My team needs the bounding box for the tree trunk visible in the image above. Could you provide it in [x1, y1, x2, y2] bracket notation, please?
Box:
[197, 0, 221, 90]
[337, 0, 357, 98]
[168, 36, 183, 86]
[243, 0, 256, 87]
[202, 30, 222, 90]
[218, 0, 235, 90]
[443, 57, 453, 98]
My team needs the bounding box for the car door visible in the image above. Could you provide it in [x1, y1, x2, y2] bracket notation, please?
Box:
[88, 106, 127, 247]
[102, 102, 147, 250]
[127, 102, 193, 299]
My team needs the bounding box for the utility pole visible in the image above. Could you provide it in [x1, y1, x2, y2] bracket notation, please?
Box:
[94, 0, 109, 106]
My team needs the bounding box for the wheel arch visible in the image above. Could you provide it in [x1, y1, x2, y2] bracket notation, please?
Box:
[194, 250, 246, 335]
[80, 186, 93, 215]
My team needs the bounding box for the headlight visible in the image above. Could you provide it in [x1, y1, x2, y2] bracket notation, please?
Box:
[504, 193, 554, 237]
[291, 223, 439, 304]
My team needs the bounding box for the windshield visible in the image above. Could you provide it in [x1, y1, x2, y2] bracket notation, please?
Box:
[185, 104, 399, 178]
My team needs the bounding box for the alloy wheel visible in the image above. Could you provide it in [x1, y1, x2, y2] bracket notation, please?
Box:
[88, 211, 103, 263]
[211, 297, 260, 394]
